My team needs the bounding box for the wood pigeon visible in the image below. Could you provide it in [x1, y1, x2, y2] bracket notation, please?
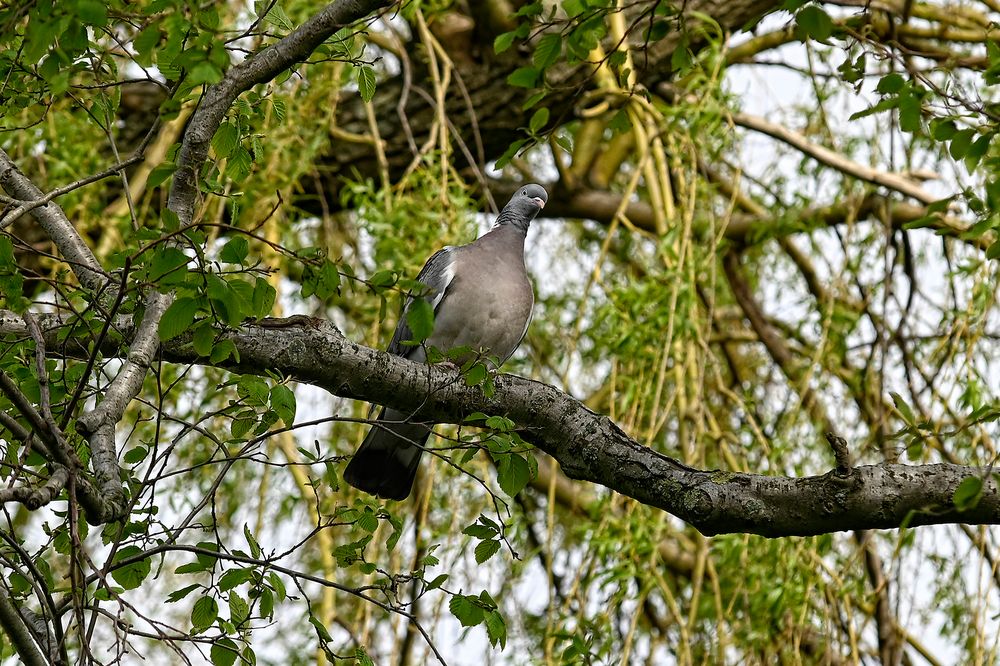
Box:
[344, 184, 548, 500]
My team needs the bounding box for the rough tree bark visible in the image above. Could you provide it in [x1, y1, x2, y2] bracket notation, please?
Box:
[5, 311, 996, 537]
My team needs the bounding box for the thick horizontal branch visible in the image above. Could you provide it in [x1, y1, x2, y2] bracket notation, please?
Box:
[5, 311, 998, 537]
[489, 180, 974, 248]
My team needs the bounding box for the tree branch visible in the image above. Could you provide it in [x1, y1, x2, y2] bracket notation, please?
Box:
[0, 587, 47, 666]
[0, 149, 108, 293]
[490, 180, 973, 248]
[8, 311, 999, 537]
[731, 112, 942, 205]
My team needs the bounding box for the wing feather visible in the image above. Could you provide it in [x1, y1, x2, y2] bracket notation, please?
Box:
[386, 247, 457, 356]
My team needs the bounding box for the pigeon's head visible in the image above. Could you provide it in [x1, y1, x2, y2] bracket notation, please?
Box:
[497, 183, 548, 232]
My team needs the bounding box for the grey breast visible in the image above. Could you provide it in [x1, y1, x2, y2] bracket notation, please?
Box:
[426, 224, 533, 364]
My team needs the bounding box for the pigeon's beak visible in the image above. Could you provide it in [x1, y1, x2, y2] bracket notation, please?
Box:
[532, 197, 545, 209]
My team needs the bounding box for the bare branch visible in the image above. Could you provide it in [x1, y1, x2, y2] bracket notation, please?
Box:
[731, 112, 943, 205]
[0, 466, 70, 510]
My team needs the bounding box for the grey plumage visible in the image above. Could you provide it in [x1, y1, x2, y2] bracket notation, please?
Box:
[344, 184, 548, 500]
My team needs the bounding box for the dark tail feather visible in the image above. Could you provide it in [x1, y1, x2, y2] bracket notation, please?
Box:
[344, 408, 430, 500]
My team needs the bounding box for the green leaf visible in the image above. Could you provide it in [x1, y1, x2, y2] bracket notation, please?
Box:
[303, 260, 342, 300]
[260, 1, 293, 30]
[965, 135, 992, 170]
[226, 145, 253, 180]
[231, 414, 255, 440]
[406, 298, 435, 343]
[522, 91, 546, 110]
[159, 297, 200, 341]
[189, 60, 224, 85]
[670, 41, 692, 73]
[357, 508, 378, 533]
[210, 638, 239, 666]
[848, 97, 898, 121]
[889, 392, 916, 426]
[795, 5, 834, 41]
[497, 454, 531, 496]
[166, 583, 201, 603]
[133, 23, 161, 66]
[464, 363, 488, 387]
[212, 122, 239, 159]
[269, 572, 287, 601]
[358, 66, 377, 102]
[532, 33, 561, 69]
[161, 208, 181, 231]
[207, 274, 245, 326]
[354, 647, 375, 666]
[244, 523, 262, 559]
[219, 567, 253, 591]
[507, 66, 539, 88]
[192, 324, 215, 357]
[237, 375, 270, 406]
[898, 95, 921, 133]
[485, 610, 508, 649]
[462, 523, 498, 539]
[425, 573, 449, 590]
[191, 595, 219, 631]
[251, 278, 276, 318]
[270, 384, 296, 425]
[474, 539, 501, 564]
[876, 73, 905, 94]
[949, 128, 976, 160]
[494, 138, 529, 170]
[210, 339, 238, 364]
[229, 591, 250, 626]
[258, 587, 274, 619]
[448, 594, 484, 627]
[110, 546, 151, 590]
[608, 108, 631, 134]
[123, 446, 148, 464]
[147, 162, 177, 189]
[931, 118, 957, 141]
[219, 237, 249, 265]
[76, 0, 108, 25]
[494, 30, 517, 54]
[148, 247, 190, 283]
[986, 239, 1000, 260]
[529, 107, 549, 134]
[485, 415, 515, 431]
[309, 614, 334, 641]
[953, 476, 983, 511]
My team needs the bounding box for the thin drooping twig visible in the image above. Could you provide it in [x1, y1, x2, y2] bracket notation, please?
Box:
[826, 433, 853, 477]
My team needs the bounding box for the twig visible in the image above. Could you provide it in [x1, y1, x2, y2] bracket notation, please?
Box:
[0, 151, 148, 230]
[0, 149, 108, 292]
[731, 112, 943, 205]
[0, 466, 70, 509]
[825, 433, 853, 477]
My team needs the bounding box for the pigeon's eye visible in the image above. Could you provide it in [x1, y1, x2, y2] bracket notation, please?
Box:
[521, 190, 526, 195]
